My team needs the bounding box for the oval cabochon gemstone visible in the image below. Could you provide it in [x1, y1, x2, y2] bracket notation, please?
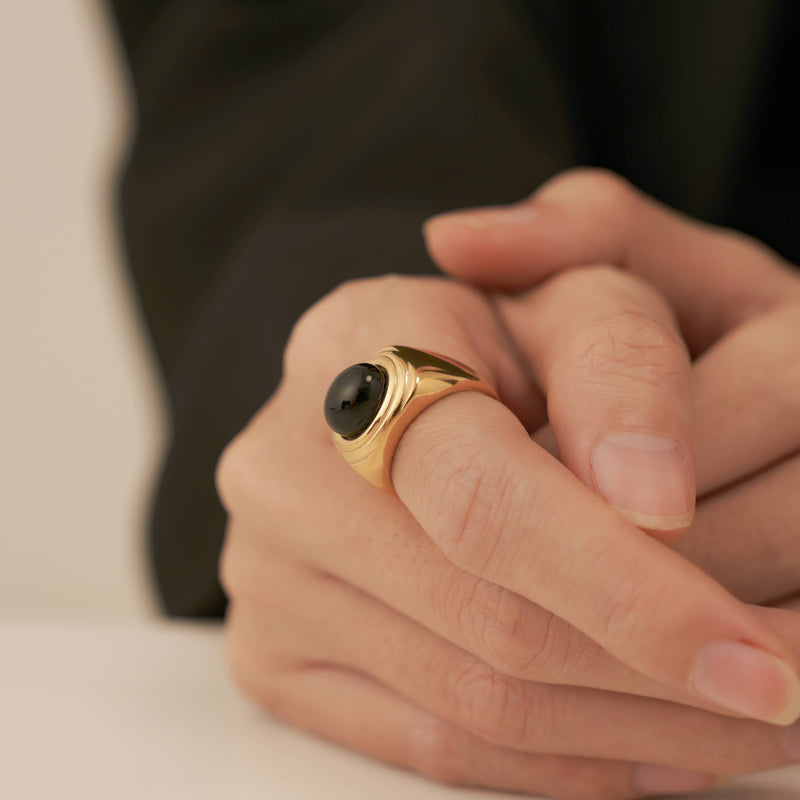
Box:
[324, 363, 388, 438]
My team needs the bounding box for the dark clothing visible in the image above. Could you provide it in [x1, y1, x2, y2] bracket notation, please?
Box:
[105, 0, 800, 617]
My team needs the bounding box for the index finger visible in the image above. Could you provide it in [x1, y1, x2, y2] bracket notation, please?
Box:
[423, 168, 800, 353]
[391, 390, 800, 726]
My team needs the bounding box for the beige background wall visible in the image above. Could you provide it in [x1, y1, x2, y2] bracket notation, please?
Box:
[0, 1, 163, 617]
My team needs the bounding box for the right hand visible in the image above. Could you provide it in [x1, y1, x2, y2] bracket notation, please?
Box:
[216, 271, 800, 800]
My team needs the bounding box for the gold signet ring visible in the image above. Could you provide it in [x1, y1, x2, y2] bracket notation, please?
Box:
[323, 345, 499, 495]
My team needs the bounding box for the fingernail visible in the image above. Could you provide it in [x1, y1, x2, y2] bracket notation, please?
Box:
[632, 764, 721, 795]
[423, 205, 537, 233]
[785, 720, 800, 760]
[590, 432, 694, 531]
[690, 641, 800, 725]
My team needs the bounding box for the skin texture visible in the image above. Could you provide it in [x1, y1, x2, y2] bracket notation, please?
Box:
[216, 170, 800, 799]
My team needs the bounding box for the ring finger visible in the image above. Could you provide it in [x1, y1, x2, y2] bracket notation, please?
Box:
[227, 386, 800, 713]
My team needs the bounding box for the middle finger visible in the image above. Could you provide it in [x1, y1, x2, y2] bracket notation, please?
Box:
[226, 545, 800, 776]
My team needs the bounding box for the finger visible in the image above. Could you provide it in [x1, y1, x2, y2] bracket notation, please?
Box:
[690, 303, 800, 495]
[774, 596, 800, 614]
[529, 306, 800, 604]
[225, 619, 711, 800]
[423, 168, 800, 354]
[222, 273, 800, 725]
[221, 374, 794, 716]
[224, 500, 756, 717]
[673, 453, 800, 605]
[228, 559, 796, 777]
[276, 273, 546, 441]
[494, 264, 695, 537]
[392, 389, 800, 725]
[504, 424, 800, 608]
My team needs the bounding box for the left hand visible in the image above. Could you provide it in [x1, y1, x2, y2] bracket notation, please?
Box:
[422, 167, 800, 608]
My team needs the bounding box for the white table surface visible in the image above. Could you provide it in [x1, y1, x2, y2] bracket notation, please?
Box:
[2, 620, 799, 799]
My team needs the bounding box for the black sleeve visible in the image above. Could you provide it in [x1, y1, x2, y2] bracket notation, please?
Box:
[104, 0, 576, 617]
[105, 0, 796, 618]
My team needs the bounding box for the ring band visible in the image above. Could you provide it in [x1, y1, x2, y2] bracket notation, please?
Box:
[323, 344, 499, 495]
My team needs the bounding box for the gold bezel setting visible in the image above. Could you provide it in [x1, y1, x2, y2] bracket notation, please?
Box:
[328, 345, 499, 495]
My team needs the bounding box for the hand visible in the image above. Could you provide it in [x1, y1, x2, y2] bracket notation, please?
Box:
[215, 271, 800, 800]
[422, 167, 800, 609]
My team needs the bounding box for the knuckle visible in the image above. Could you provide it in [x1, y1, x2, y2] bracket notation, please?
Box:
[405, 719, 467, 786]
[775, 307, 800, 403]
[458, 579, 543, 678]
[548, 263, 658, 307]
[570, 310, 685, 386]
[214, 429, 257, 514]
[511, 610, 576, 681]
[556, 766, 635, 800]
[282, 272, 484, 371]
[224, 613, 282, 712]
[216, 526, 273, 605]
[217, 529, 239, 598]
[748, 303, 800, 414]
[428, 446, 517, 575]
[227, 657, 286, 720]
[409, 720, 632, 800]
[432, 569, 552, 679]
[600, 587, 644, 651]
[215, 425, 281, 517]
[536, 757, 630, 800]
[214, 401, 290, 519]
[715, 224, 789, 272]
[538, 167, 635, 210]
[282, 274, 400, 373]
[224, 604, 306, 723]
[595, 557, 667, 660]
[283, 273, 501, 404]
[225, 639, 264, 707]
[281, 278, 362, 373]
[450, 661, 528, 747]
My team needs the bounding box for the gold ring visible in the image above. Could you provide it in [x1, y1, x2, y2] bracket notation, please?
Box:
[323, 344, 499, 496]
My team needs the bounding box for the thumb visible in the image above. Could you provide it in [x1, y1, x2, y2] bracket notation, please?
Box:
[490, 264, 696, 541]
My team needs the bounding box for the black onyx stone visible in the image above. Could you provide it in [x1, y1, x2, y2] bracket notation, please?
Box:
[324, 363, 387, 438]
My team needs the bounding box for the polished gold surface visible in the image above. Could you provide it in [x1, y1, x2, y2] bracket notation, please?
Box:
[330, 345, 499, 496]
